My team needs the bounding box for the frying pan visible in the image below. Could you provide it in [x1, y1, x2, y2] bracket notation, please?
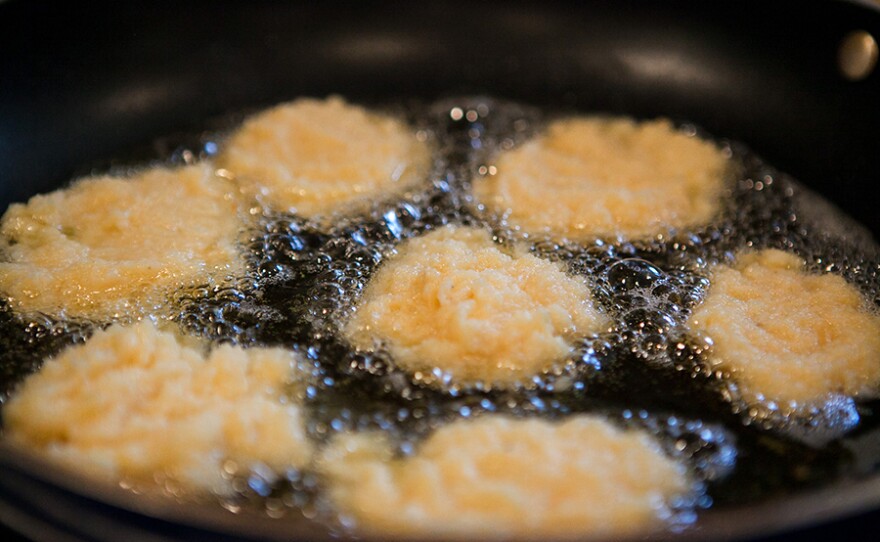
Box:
[1, 0, 880, 540]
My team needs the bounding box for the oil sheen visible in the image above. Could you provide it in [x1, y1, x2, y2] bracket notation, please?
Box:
[1, 96, 879, 535]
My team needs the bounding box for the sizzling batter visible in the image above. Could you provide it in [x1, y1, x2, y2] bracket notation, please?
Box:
[344, 226, 607, 387]
[0, 164, 244, 321]
[473, 117, 728, 240]
[318, 415, 691, 538]
[2, 322, 312, 495]
[216, 96, 431, 217]
[689, 249, 880, 405]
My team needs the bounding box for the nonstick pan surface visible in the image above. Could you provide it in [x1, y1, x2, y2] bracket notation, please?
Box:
[1, 1, 880, 540]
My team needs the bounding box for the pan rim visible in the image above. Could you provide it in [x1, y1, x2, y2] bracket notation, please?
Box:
[2, 0, 880, 540]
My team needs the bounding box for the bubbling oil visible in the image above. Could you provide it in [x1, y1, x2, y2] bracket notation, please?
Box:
[1, 96, 879, 534]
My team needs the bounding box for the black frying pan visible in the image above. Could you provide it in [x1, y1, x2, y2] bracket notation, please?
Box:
[1, 1, 880, 540]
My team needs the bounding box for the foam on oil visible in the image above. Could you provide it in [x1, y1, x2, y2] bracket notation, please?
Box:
[0, 97, 878, 533]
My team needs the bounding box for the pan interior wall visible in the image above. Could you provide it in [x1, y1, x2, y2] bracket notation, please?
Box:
[0, 0, 878, 232]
